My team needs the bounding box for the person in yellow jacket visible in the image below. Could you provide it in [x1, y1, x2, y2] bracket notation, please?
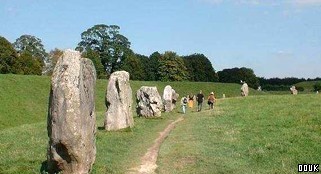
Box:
[188, 93, 194, 108]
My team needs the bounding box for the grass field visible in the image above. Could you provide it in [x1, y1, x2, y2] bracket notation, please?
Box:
[0, 74, 262, 130]
[157, 94, 321, 173]
[0, 74, 320, 173]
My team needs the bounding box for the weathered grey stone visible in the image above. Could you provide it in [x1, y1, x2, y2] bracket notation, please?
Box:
[172, 89, 179, 107]
[47, 49, 96, 174]
[137, 86, 163, 118]
[241, 82, 249, 97]
[163, 85, 179, 112]
[104, 71, 133, 131]
[290, 86, 298, 95]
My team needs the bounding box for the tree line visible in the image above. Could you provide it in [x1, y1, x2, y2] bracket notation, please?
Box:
[0, 24, 217, 82]
[1, 23, 320, 90]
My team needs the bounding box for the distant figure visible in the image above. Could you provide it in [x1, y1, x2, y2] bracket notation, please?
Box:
[181, 96, 188, 114]
[207, 92, 216, 109]
[223, 94, 226, 98]
[241, 81, 249, 97]
[317, 91, 319, 94]
[290, 86, 298, 95]
[257, 86, 262, 91]
[188, 93, 195, 108]
[196, 90, 204, 112]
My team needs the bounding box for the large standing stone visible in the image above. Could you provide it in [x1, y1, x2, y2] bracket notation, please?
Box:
[137, 86, 163, 118]
[241, 82, 249, 97]
[290, 86, 298, 95]
[47, 49, 96, 174]
[104, 71, 133, 131]
[163, 85, 179, 112]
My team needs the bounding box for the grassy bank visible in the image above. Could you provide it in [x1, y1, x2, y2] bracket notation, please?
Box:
[0, 74, 261, 130]
[157, 94, 321, 173]
[0, 74, 265, 173]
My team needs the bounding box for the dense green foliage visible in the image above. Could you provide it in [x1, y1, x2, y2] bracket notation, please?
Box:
[82, 48, 107, 79]
[158, 51, 189, 81]
[76, 24, 131, 77]
[183, 53, 218, 82]
[2, 24, 319, 82]
[218, 67, 259, 88]
[13, 35, 48, 68]
[11, 52, 43, 75]
[0, 35, 45, 75]
[313, 82, 321, 92]
[0, 36, 16, 73]
[145, 52, 161, 81]
[259, 77, 321, 91]
[259, 77, 305, 91]
[119, 51, 145, 80]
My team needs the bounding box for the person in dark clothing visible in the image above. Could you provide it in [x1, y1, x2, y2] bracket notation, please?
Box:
[196, 90, 204, 112]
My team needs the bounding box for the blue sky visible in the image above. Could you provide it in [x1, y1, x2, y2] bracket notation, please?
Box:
[1, 0, 321, 78]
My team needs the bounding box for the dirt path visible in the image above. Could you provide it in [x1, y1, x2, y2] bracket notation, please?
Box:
[128, 117, 184, 174]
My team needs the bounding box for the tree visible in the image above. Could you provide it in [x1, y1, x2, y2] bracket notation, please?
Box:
[120, 51, 145, 80]
[314, 82, 321, 92]
[148, 52, 161, 81]
[76, 24, 131, 76]
[183, 53, 218, 82]
[13, 35, 48, 68]
[44, 48, 63, 75]
[11, 52, 42, 75]
[0, 36, 16, 73]
[158, 51, 189, 81]
[82, 48, 106, 79]
[218, 67, 259, 88]
[258, 77, 306, 91]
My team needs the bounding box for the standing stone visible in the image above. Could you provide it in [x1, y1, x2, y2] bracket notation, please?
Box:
[137, 86, 163, 118]
[163, 85, 173, 112]
[104, 71, 133, 131]
[47, 49, 96, 174]
[290, 86, 298, 95]
[171, 89, 179, 108]
[241, 82, 249, 97]
[163, 85, 179, 112]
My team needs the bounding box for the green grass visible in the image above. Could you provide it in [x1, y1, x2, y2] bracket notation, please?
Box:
[2, 74, 319, 173]
[0, 74, 256, 130]
[0, 74, 258, 173]
[157, 94, 321, 173]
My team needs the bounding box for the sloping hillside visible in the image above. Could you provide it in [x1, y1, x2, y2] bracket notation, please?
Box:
[0, 74, 264, 129]
[294, 81, 321, 92]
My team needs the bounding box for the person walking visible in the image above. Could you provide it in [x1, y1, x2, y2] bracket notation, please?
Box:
[188, 93, 194, 108]
[207, 92, 216, 109]
[196, 90, 204, 112]
[181, 96, 188, 114]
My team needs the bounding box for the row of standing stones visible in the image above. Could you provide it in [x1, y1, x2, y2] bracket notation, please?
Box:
[47, 49, 179, 173]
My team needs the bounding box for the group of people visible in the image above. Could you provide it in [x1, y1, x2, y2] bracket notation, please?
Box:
[180, 90, 216, 114]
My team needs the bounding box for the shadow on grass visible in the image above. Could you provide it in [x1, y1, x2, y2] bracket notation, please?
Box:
[40, 160, 47, 174]
[97, 126, 133, 132]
